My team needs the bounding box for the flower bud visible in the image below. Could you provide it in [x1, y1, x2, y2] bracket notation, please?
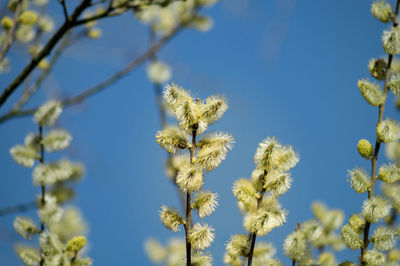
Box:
[371, 0, 393, 23]
[1, 16, 14, 30]
[357, 139, 374, 159]
[66, 236, 86, 252]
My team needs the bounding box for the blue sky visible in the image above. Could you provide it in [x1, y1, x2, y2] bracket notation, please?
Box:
[0, 0, 399, 265]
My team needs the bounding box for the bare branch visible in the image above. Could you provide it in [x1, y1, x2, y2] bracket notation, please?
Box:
[58, 0, 70, 21]
[0, 201, 36, 216]
[0, 25, 183, 125]
[0, 0, 22, 62]
[0, 0, 92, 108]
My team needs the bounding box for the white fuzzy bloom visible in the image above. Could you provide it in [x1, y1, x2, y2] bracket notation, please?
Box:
[159, 205, 184, 232]
[15, 245, 41, 266]
[225, 234, 250, 259]
[341, 224, 363, 250]
[377, 118, 400, 143]
[147, 60, 171, 84]
[283, 231, 309, 262]
[42, 129, 72, 152]
[232, 178, 258, 211]
[189, 223, 215, 250]
[33, 100, 62, 127]
[371, 226, 396, 251]
[33, 160, 74, 186]
[383, 27, 400, 55]
[390, 74, 400, 96]
[358, 79, 383, 106]
[10, 144, 39, 167]
[371, 0, 393, 23]
[362, 196, 391, 223]
[192, 191, 218, 218]
[176, 165, 204, 193]
[348, 168, 371, 193]
[263, 170, 292, 196]
[244, 207, 287, 236]
[144, 238, 167, 263]
[39, 230, 64, 257]
[14, 217, 39, 240]
[377, 163, 400, 183]
[363, 249, 386, 266]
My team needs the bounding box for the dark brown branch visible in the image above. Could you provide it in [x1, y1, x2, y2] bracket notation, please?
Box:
[247, 188, 266, 266]
[185, 129, 197, 266]
[0, 0, 22, 62]
[0, 25, 183, 125]
[0, 0, 92, 108]
[58, 0, 70, 22]
[360, 0, 400, 264]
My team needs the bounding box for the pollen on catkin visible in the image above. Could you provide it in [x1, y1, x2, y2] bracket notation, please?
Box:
[66, 236, 87, 252]
[232, 178, 258, 211]
[341, 224, 363, 250]
[383, 26, 400, 55]
[1, 16, 13, 30]
[377, 118, 400, 142]
[347, 168, 371, 193]
[371, 0, 393, 23]
[33, 100, 62, 127]
[357, 139, 374, 159]
[371, 226, 396, 251]
[363, 249, 386, 266]
[189, 223, 215, 250]
[362, 196, 391, 223]
[368, 58, 387, 80]
[176, 165, 204, 193]
[377, 163, 400, 183]
[390, 74, 400, 96]
[159, 205, 184, 232]
[192, 191, 218, 218]
[357, 79, 383, 106]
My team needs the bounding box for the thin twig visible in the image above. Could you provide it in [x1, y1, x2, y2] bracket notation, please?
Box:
[0, 0, 22, 62]
[0, 25, 183, 125]
[185, 128, 197, 266]
[58, 0, 69, 22]
[0, 0, 92, 108]
[0, 201, 36, 216]
[360, 0, 400, 264]
[247, 187, 266, 266]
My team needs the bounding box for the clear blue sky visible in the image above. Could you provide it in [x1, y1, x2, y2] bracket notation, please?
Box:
[0, 0, 399, 265]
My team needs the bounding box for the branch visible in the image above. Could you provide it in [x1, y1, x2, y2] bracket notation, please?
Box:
[247, 187, 266, 266]
[0, 201, 36, 216]
[0, 0, 22, 62]
[360, 0, 400, 264]
[0, 25, 183, 125]
[0, 0, 93, 108]
[58, 0, 69, 21]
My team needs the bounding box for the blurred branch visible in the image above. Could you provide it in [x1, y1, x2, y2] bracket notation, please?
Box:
[0, 0, 92, 108]
[0, 24, 184, 124]
[0, 201, 36, 216]
[0, 31, 85, 123]
[0, 0, 22, 63]
[0, 0, 138, 108]
[57, 0, 70, 21]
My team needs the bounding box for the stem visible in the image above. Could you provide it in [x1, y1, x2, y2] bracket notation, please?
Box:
[360, 1, 400, 263]
[247, 188, 266, 266]
[38, 125, 45, 232]
[185, 128, 197, 266]
[292, 260, 296, 266]
[0, 0, 92, 108]
[0, 0, 22, 62]
[0, 201, 36, 216]
[38, 125, 45, 266]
